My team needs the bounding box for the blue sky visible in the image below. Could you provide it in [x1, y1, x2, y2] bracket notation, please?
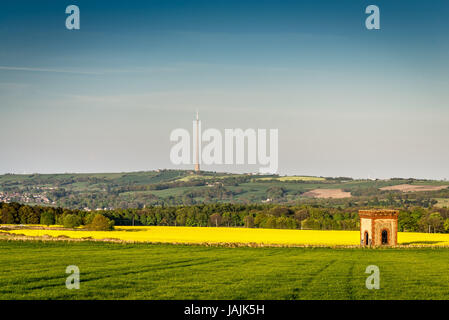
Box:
[1, 0, 448, 178]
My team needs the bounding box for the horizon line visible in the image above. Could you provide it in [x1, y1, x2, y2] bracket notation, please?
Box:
[0, 169, 447, 181]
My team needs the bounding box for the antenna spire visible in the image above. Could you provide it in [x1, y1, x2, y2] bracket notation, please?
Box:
[195, 110, 200, 172]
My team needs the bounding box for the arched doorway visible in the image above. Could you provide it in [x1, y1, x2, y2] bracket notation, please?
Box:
[364, 232, 369, 245]
[381, 230, 388, 245]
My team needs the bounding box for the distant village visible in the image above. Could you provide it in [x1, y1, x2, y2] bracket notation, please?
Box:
[0, 190, 54, 205]
[0, 191, 116, 212]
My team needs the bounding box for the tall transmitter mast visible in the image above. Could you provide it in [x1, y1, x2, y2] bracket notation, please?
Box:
[194, 111, 200, 172]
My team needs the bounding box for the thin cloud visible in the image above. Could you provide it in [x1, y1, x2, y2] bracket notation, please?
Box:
[0, 65, 181, 75]
[0, 66, 101, 75]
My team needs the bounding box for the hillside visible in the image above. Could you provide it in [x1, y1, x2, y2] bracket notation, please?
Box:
[0, 170, 448, 210]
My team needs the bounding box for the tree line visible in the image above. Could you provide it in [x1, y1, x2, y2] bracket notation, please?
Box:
[1, 202, 449, 233]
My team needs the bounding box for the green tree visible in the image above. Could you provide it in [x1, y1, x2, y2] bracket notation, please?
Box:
[428, 213, 444, 233]
[83, 212, 99, 226]
[1, 205, 17, 224]
[266, 186, 285, 200]
[63, 214, 82, 228]
[444, 219, 449, 232]
[19, 206, 33, 224]
[398, 210, 420, 232]
[265, 216, 277, 229]
[243, 215, 254, 228]
[222, 212, 231, 227]
[86, 214, 114, 231]
[210, 213, 222, 227]
[40, 211, 55, 226]
[419, 212, 444, 233]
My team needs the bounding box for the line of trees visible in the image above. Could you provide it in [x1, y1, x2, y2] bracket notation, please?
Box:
[1, 202, 449, 233]
[0, 202, 114, 230]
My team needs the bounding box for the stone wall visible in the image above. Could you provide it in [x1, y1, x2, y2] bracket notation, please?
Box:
[373, 218, 398, 246]
[360, 218, 372, 244]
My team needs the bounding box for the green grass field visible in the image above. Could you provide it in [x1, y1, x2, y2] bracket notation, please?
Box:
[1, 240, 449, 300]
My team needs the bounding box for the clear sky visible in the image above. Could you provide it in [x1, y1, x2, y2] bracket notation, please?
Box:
[1, 0, 448, 179]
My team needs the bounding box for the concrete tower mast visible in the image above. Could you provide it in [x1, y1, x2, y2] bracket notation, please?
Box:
[194, 110, 200, 172]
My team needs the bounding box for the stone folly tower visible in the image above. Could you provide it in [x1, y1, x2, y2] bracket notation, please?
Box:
[359, 210, 399, 246]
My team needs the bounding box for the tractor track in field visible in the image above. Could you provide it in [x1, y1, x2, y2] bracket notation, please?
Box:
[75, 259, 218, 286]
[0, 258, 218, 291]
[300, 259, 337, 291]
[345, 262, 355, 300]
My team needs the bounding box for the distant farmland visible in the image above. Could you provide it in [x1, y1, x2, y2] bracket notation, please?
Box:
[302, 188, 352, 199]
[257, 176, 326, 182]
[380, 184, 448, 192]
[435, 198, 449, 208]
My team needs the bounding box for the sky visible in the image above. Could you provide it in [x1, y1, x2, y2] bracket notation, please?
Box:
[0, 0, 448, 179]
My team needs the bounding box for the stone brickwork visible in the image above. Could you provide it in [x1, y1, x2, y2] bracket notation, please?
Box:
[359, 209, 398, 246]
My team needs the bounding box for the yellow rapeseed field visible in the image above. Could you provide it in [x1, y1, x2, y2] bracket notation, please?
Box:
[3, 226, 449, 246]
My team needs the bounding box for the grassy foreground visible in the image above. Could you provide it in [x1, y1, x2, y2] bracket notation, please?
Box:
[1, 240, 449, 300]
